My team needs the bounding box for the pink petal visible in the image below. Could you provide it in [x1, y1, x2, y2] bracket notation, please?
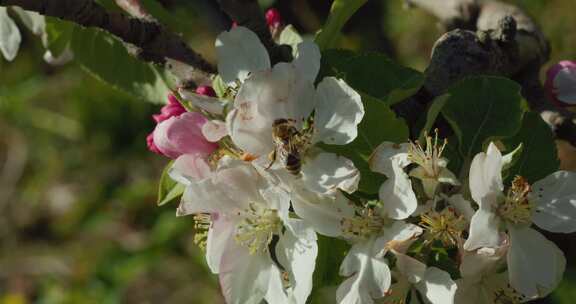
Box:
[153, 112, 219, 159]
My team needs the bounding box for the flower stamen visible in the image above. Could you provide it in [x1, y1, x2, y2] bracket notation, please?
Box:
[341, 206, 386, 241]
[235, 203, 282, 255]
[420, 208, 466, 246]
[498, 176, 534, 225]
[193, 213, 212, 250]
[408, 129, 447, 178]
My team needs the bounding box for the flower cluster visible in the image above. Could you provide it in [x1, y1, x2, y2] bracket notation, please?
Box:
[148, 25, 576, 304]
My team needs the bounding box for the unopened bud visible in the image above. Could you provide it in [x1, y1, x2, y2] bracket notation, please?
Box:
[195, 85, 217, 97]
[545, 61, 576, 107]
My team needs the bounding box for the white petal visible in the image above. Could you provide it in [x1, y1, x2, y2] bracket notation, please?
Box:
[293, 40, 321, 83]
[206, 214, 237, 274]
[219, 241, 274, 304]
[437, 167, 460, 186]
[179, 88, 226, 115]
[177, 163, 262, 215]
[415, 267, 457, 304]
[228, 64, 315, 156]
[532, 171, 576, 233]
[337, 240, 392, 304]
[314, 77, 364, 145]
[369, 142, 411, 176]
[291, 184, 354, 237]
[447, 194, 476, 221]
[215, 26, 271, 84]
[169, 154, 212, 185]
[264, 266, 290, 304]
[0, 7, 21, 61]
[554, 67, 576, 104]
[463, 207, 502, 251]
[226, 107, 272, 157]
[394, 252, 427, 284]
[202, 119, 228, 142]
[377, 158, 418, 220]
[276, 219, 318, 304]
[469, 142, 504, 206]
[12, 7, 45, 35]
[301, 152, 360, 194]
[459, 248, 503, 280]
[252, 63, 316, 124]
[376, 221, 423, 256]
[507, 226, 566, 299]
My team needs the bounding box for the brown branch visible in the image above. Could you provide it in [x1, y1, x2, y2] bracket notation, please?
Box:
[0, 0, 215, 85]
[216, 0, 292, 64]
[400, 0, 576, 146]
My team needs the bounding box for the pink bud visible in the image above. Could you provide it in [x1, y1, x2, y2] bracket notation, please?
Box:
[231, 21, 238, 29]
[152, 112, 219, 159]
[545, 60, 576, 107]
[153, 94, 187, 123]
[146, 133, 163, 155]
[265, 8, 283, 29]
[195, 85, 217, 97]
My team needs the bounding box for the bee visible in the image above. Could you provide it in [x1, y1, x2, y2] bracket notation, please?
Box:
[267, 118, 310, 175]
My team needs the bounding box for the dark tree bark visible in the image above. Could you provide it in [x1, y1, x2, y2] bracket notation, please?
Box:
[0, 0, 216, 85]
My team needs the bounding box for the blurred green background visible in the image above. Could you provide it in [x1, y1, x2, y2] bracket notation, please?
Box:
[0, 0, 575, 303]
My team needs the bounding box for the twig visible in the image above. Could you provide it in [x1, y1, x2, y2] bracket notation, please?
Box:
[401, 0, 576, 146]
[0, 0, 215, 85]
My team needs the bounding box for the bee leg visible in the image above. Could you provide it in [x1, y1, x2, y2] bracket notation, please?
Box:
[265, 150, 277, 170]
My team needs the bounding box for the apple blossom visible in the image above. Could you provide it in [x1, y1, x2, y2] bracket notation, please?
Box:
[173, 158, 318, 304]
[464, 142, 575, 299]
[455, 243, 526, 304]
[222, 26, 364, 195]
[335, 204, 423, 304]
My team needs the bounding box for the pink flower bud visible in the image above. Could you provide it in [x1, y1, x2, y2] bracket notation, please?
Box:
[265, 8, 283, 29]
[146, 133, 163, 155]
[545, 60, 576, 107]
[153, 94, 187, 123]
[195, 85, 217, 97]
[152, 112, 219, 159]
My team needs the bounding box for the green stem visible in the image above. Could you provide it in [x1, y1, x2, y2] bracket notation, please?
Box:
[314, 0, 368, 50]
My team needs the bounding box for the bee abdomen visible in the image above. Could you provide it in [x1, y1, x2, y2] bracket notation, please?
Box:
[285, 153, 301, 175]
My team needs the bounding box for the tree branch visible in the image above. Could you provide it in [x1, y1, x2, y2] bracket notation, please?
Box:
[0, 0, 215, 85]
[216, 0, 292, 64]
[400, 0, 576, 146]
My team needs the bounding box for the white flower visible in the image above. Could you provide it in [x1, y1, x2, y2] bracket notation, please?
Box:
[221, 27, 363, 195]
[369, 133, 459, 220]
[381, 224, 457, 304]
[369, 142, 418, 219]
[455, 243, 527, 304]
[172, 158, 317, 304]
[464, 142, 575, 299]
[336, 206, 423, 304]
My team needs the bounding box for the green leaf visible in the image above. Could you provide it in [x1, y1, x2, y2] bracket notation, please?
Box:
[310, 235, 348, 302]
[418, 93, 450, 143]
[44, 17, 74, 56]
[315, 0, 368, 50]
[70, 26, 172, 104]
[321, 95, 409, 194]
[502, 112, 560, 184]
[212, 75, 227, 99]
[157, 161, 184, 206]
[318, 49, 356, 80]
[339, 53, 424, 105]
[441, 76, 526, 161]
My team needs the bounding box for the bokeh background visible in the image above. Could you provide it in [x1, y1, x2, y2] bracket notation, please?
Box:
[1, 0, 575, 303]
